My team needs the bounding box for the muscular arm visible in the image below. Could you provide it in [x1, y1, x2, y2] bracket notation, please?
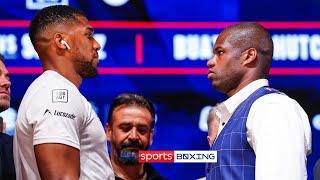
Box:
[34, 143, 80, 180]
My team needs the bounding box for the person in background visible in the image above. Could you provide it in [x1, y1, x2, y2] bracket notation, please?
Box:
[0, 53, 15, 180]
[206, 107, 217, 147]
[106, 93, 166, 180]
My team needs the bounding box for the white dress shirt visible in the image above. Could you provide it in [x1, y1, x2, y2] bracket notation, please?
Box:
[215, 79, 312, 180]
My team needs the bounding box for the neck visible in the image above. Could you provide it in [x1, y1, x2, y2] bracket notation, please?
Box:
[42, 60, 82, 89]
[111, 157, 145, 180]
[39, 48, 83, 89]
[226, 73, 262, 97]
[227, 80, 250, 97]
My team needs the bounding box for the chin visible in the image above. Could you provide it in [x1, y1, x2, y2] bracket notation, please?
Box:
[80, 68, 98, 78]
[92, 59, 99, 67]
[211, 82, 219, 89]
[0, 102, 10, 112]
[211, 84, 226, 93]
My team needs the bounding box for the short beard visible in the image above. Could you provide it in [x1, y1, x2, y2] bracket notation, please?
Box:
[74, 53, 98, 78]
[77, 61, 97, 78]
[113, 140, 148, 166]
[118, 149, 139, 165]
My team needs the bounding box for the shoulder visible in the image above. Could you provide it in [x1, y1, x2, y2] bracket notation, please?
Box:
[21, 73, 86, 123]
[23, 72, 81, 102]
[27, 72, 83, 106]
[247, 89, 312, 156]
[253, 91, 305, 112]
[248, 90, 309, 127]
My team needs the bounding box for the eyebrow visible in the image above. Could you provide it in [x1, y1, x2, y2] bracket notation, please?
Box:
[214, 45, 223, 50]
[213, 46, 222, 53]
[86, 26, 94, 33]
[118, 122, 149, 128]
[119, 122, 131, 126]
[136, 124, 149, 128]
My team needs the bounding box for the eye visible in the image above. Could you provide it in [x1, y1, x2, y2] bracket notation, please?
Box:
[217, 50, 224, 56]
[5, 74, 10, 81]
[137, 127, 148, 135]
[120, 124, 132, 132]
[85, 31, 94, 39]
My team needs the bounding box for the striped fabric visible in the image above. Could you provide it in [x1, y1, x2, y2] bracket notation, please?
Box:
[206, 87, 279, 180]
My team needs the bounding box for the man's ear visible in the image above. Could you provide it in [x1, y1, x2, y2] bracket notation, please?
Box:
[149, 128, 154, 146]
[53, 33, 69, 50]
[106, 123, 112, 141]
[241, 48, 257, 66]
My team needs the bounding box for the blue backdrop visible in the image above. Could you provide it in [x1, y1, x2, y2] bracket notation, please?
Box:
[1, 0, 320, 179]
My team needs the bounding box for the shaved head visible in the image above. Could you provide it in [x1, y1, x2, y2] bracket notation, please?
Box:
[207, 22, 274, 96]
[221, 22, 273, 77]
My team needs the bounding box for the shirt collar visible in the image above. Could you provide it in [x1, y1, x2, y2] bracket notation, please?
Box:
[223, 79, 269, 114]
[43, 70, 78, 89]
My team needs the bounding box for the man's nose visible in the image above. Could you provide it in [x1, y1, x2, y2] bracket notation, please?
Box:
[207, 55, 217, 68]
[128, 128, 138, 141]
[0, 77, 10, 89]
[93, 38, 101, 51]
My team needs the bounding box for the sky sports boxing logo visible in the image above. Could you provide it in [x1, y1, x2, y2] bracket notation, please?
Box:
[138, 150, 217, 163]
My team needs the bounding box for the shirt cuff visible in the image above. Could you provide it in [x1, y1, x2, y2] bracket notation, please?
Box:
[33, 137, 80, 150]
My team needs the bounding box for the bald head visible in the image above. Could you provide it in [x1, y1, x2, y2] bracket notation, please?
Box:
[221, 22, 273, 77]
[222, 23, 273, 57]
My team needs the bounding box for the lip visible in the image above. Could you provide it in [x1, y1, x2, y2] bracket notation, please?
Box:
[93, 52, 99, 59]
[0, 90, 9, 95]
[208, 69, 215, 75]
[123, 147, 140, 151]
[207, 69, 216, 80]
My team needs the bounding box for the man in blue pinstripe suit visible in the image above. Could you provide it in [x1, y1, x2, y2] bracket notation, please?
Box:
[206, 22, 311, 180]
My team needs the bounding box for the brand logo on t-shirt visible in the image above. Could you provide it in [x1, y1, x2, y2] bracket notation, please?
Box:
[52, 89, 68, 103]
[53, 110, 76, 120]
[43, 109, 52, 115]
